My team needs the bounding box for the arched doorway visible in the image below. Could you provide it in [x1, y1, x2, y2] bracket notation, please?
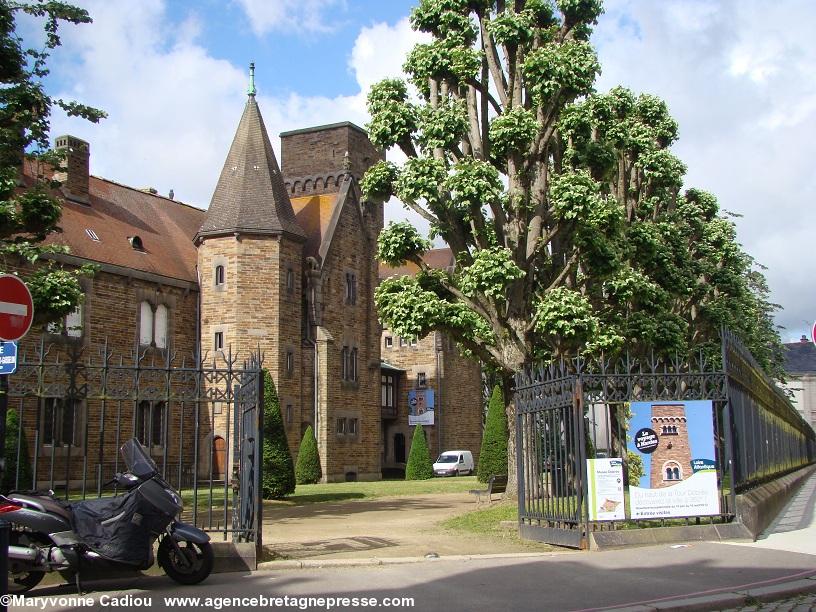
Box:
[394, 433, 406, 464]
[212, 436, 226, 480]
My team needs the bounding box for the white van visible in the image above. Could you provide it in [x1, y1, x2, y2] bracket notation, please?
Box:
[433, 450, 474, 477]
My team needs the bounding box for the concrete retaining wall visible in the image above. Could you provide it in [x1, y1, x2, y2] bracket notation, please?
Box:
[589, 463, 815, 550]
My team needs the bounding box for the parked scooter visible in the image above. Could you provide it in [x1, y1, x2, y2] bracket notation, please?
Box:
[1, 438, 213, 593]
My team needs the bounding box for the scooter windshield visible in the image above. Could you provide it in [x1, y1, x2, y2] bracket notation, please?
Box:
[120, 438, 158, 478]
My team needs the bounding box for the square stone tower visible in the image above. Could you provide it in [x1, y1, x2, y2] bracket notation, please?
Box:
[648, 404, 693, 489]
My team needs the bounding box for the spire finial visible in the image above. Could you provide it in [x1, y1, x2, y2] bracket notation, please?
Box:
[248, 62, 256, 97]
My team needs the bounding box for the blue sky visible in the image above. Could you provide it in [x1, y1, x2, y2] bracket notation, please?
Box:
[22, 0, 816, 343]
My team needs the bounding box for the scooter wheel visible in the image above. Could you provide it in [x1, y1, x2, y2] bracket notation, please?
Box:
[7, 570, 44, 593]
[158, 537, 214, 585]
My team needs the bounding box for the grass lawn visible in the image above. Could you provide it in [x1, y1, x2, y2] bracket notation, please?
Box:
[442, 500, 517, 534]
[268, 475, 479, 505]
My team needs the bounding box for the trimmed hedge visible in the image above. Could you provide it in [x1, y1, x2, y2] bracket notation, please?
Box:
[261, 370, 295, 498]
[2, 409, 32, 493]
[405, 424, 433, 480]
[295, 425, 321, 484]
[476, 385, 508, 483]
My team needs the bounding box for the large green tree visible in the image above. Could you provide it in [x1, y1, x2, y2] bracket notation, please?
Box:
[0, 0, 104, 323]
[363, 0, 782, 493]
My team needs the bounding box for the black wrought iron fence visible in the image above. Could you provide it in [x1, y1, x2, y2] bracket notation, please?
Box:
[515, 330, 816, 549]
[3, 337, 264, 547]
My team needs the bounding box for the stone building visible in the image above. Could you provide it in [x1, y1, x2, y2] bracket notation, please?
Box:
[782, 336, 816, 430]
[648, 404, 692, 489]
[9, 81, 484, 486]
[379, 250, 483, 474]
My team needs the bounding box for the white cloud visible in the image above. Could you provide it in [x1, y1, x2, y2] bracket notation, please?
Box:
[594, 0, 816, 341]
[234, 0, 346, 36]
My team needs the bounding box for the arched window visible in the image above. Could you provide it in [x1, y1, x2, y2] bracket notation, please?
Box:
[139, 301, 154, 346]
[215, 265, 225, 286]
[672, 467, 680, 480]
[154, 304, 168, 348]
[666, 467, 673, 480]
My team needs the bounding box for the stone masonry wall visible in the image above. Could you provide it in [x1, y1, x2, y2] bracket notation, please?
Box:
[8, 262, 199, 488]
[649, 404, 692, 489]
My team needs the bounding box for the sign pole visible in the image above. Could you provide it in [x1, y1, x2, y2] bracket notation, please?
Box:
[0, 275, 34, 607]
[1, 372, 8, 609]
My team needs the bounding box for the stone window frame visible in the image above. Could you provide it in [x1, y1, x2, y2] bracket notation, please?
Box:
[39, 396, 86, 453]
[135, 288, 175, 353]
[381, 373, 396, 409]
[45, 279, 91, 346]
[214, 331, 224, 352]
[384, 336, 393, 349]
[662, 460, 683, 481]
[286, 268, 295, 295]
[340, 345, 359, 384]
[285, 349, 295, 378]
[285, 404, 294, 427]
[416, 372, 427, 389]
[344, 271, 357, 305]
[135, 399, 167, 450]
[212, 256, 227, 293]
[335, 410, 361, 441]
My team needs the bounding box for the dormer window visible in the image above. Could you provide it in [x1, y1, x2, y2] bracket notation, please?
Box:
[129, 235, 144, 251]
[85, 228, 100, 242]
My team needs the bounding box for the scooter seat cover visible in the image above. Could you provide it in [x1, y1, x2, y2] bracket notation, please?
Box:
[71, 491, 169, 566]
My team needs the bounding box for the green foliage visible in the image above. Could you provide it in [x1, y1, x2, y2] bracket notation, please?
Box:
[477, 386, 508, 482]
[360, 160, 398, 203]
[261, 370, 295, 499]
[377, 221, 432, 266]
[459, 247, 524, 301]
[626, 450, 644, 485]
[405, 425, 434, 480]
[366, 0, 784, 400]
[295, 425, 321, 485]
[0, 0, 104, 323]
[3, 409, 32, 493]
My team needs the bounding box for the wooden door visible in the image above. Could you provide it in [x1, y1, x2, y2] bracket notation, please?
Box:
[212, 436, 226, 479]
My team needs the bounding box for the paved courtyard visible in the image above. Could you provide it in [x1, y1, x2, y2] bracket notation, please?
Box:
[261, 492, 555, 560]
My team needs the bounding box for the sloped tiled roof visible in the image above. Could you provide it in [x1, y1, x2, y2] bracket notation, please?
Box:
[23, 162, 204, 283]
[378, 248, 455, 279]
[196, 96, 305, 242]
[784, 340, 816, 373]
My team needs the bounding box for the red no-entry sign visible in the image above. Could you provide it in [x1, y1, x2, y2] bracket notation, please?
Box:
[0, 274, 34, 342]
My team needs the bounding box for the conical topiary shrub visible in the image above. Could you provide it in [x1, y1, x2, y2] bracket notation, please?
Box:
[295, 425, 321, 484]
[405, 424, 433, 480]
[477, 385, 508, 483]
[3, 409, 32, 493]
[261, 370, 295, 498]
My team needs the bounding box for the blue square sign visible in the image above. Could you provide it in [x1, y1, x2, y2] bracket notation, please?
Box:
[0, 341, 18, 374]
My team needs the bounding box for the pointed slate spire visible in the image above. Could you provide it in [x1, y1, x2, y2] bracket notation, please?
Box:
[196, 65, 305, 242]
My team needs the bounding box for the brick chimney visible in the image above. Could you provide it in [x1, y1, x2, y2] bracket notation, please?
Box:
[54, 135, 90, 204]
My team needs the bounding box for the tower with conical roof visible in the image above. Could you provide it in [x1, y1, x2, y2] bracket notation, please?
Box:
[196, 64, 305, 444]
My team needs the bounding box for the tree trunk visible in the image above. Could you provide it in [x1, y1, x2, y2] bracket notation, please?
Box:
[501, 374, 519, 497]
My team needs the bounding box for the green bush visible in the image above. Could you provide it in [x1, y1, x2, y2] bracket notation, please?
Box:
[405, 424, 433, 480]
[295, 425, 321, 484]
[3, 409, 32, 493]
[476, 385, 508, 483]
[261, 370, 295, 498]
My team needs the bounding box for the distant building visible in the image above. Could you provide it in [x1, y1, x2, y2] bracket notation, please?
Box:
[782, 336, 816, 429]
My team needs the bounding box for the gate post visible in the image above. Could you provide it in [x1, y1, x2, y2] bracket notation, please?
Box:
[254, 367, 264, 556]
[574, 377, 588, 549]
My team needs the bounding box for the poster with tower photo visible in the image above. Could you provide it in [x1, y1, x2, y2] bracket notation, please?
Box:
[626, 401, 720, 519]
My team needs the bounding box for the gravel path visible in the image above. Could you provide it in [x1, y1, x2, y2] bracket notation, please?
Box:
[261, 492, 556, 560]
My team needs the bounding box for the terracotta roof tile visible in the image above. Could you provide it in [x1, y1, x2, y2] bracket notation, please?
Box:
[22, 162, 204, 283]
[378, 248, 454, 279]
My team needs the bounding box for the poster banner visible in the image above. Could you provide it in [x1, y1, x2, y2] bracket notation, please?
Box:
[627, 400, 720, 519]
[587, 458, 626, 521]
[408, 389, 435, 425]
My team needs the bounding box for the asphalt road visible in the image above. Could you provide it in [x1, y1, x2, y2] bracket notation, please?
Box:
[7, 540, 815, 612]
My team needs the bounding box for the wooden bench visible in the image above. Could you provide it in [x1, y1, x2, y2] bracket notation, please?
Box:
[468, 475, 507, 504]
